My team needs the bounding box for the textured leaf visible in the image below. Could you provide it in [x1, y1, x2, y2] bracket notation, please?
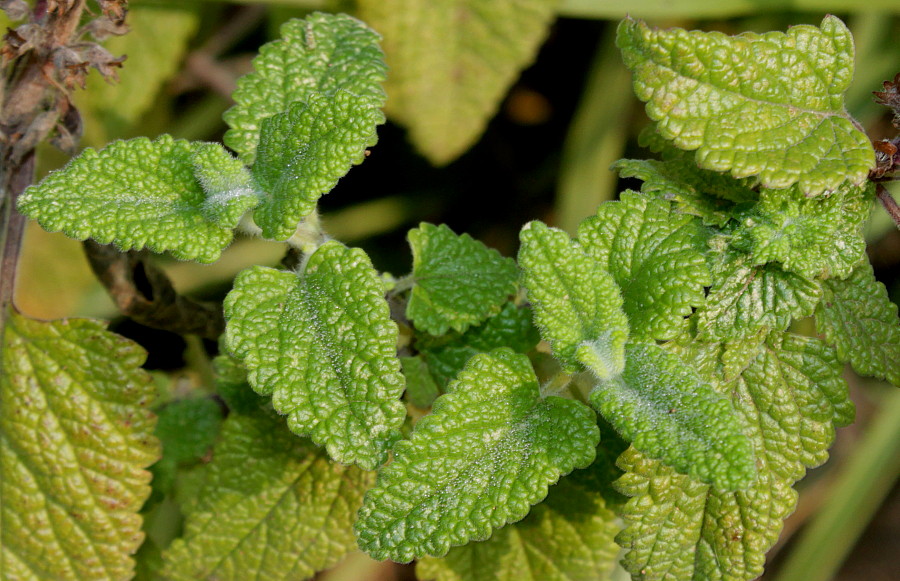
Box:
[224, 12, 387, 164]
[731, 183, 871, 279]
[17, 136, 257, 263]
[816, 259, 900, 386]
[419, 302, 540, 389]
[415, 475, 619, 581]
[223, 241, 406, 469]
[618, 16, 874, 195]
[400, 355, 442, 409]
[407, 223, 519, 335]
[357, 0, 558, 164]
[355, 348, 600, 562]
[589, 342, 755, 490]
[612, 157, 756, 226]
[616, 333, 852, 580]
[697, 256, 822, 341]
[577, 192, 711, 341]
[518, 220, 629, 375]
[250, 92, 385, 240]
[150, 398, 224, 498]
[1, 312, 159, 580]
[162, 411, 373, 580]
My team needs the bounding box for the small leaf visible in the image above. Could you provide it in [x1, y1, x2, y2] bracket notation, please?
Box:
[400, 356, 442, 409]
[358, 0, 558, 164]
[577, 192, 711, 341]
[589, 342, 756, 490]
[355, 348, 600, 563]
[150, 398, 224, 498]
[618, 16, 874, 195]
[161, 411, 373, 580]
[17, 135, 257, 263]
[697, 256, 821, 341]
[407, 223, 519, 335]
[223, 12, 387, 164]
[415, 475, 620, 581]
[816, 259, 900, 387]
[251, 92, 385, 240]
[419, 302, 540, 389]
[518, 220, 629, 374]
[223, 241, 406, 469]
[1, 312, 159, 580]
[732, 183, 871, 279]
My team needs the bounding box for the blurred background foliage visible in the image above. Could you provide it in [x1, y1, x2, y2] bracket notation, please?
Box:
[8, 1, 900, 579]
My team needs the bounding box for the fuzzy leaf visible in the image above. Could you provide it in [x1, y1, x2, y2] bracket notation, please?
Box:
[612, 157, 756, 226]
[407, 223, 519, 335]
[223, 12, 387, 164]
[697, 256, 821, 341]
[1, 312, 159, 580]
[518, 221, 629, 375]
[590, 342, 755, 490]
[415, 475, 619, 581]
[161, 411, 373, 580]
[223, 241, 406, 469]
[419, 302, 540, 389]
[732, 183, 871, 279]
[358, 0, 558, 165]
[355, 348, 600, 563]
[17, 136, 257, 263]
[616, 333, 853, 580]
[577, 192, 711, 341]
[250, 92, 385, 240]
[816, 259, 900, 386]
[618, 16, 874, 195]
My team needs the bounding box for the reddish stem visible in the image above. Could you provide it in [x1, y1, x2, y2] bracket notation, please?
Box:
[876, 183, 900, 228]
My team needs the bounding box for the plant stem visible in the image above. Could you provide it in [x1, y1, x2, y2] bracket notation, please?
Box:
[876, 183, 900, 228]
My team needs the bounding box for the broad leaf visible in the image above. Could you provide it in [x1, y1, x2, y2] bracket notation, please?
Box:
[17, 136, 257, 263]
[816, 259, 900, 386]
[357, 0, 558, 164]
[731, 183, 871, 279]
[251, 92, 384, 240]
[1, 312, 159, 580]
[355, 348, 599, 563]
[223, 241, 406, 469]
[616, 333, 853, 580]
[161, 411, 373, 580]
[577, 192, 710, 341]
[406, 223, 519, 335]
[589, 342, 755, 491]
[697, 256, 821, 341]
[224, 12, 387, 164]
[518, 220, 629, 375]
[419, 302, 540, 389]
[618, 16, 874, 195]
[415, 475, 619, 581]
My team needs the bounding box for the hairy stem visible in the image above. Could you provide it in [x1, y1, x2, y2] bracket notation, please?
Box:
[876, 183, 900, 228]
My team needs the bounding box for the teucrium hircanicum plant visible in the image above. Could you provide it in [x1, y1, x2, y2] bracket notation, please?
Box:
[10, 9, 900, 581]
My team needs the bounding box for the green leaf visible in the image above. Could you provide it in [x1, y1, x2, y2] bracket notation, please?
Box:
[612, 157, 756, 226]
[354, 348, 600, 562]
[161, 411, 374, 580]
[415, 474, 619, 581]
[407, 223, 519, 335]
[223, 12, 387, 164]
[1, 312, 160, 580]
[731, 183, 871, 279]
[618, 16, 874, 195]
[518, 220, 629, 375]
[223, 241, 406, 470]
[17, 135, 257, 263]
[816, 259, 900, 386]
[590, 342, 756, 490]
[697, 256, 822, 341]
[357, 0, 559, 165]
[250, 92, 385, 240]
[150, 398, 224, 498]
[400, 356, 442, 409]
[577, 191, 711, 341]
[616, 333, 853, 580]
[419, 302, 540, 389]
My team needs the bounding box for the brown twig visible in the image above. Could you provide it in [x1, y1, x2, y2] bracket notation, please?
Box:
[82, 241, 225, 340]
[876, 183, 900, 229]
